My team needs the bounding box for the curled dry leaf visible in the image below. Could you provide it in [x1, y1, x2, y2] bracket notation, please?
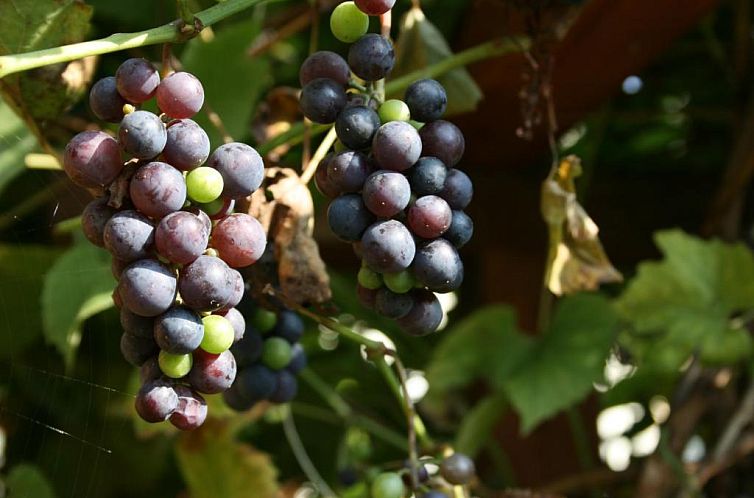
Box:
[250, 87, 302, 162]
[242, 167, 331, 305]
[541, 155, 622, 295]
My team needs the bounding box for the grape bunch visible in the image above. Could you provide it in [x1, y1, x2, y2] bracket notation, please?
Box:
[63, 58, 268, 430]
[222, 304, 307, 411]
[302, 2, 474, 336]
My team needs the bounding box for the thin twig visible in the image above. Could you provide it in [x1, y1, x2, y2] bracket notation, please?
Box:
[388, 353, 420, 491]
[301, 126, 337, 184]
[282, 409, 337, 497]
[712, 376, 754, 460]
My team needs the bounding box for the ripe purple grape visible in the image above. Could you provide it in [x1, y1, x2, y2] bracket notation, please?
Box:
[361, 220, 416, 273]
[115, 58, 160, 103]
[154, 306, 204, 354]
[413, 239, 463, 293]
[63, 131, 123, 188]
[407, 195, 452, 239]
[404, 79, 447, 122]
[156, 72, 204, 119]
[118, 259, 177, 317]
[236, 364, 277, 402]
[188, 349, 237, 394]
[169, 385, 207, 430]
[178, 255, 235, 312]
[348, 34, 395, 81]
[410, 157, 447, 196]
[129, 162, 186, 218]
[118, 110, 167, 160]
[362, 170, 411, 218]
[223, 383, 256, 411]
[335, 106, 381, 150]
[372, 121, 422, 172]
[231, 327, 264, 367]
[120, 332, 159, 366]
[207, 142, 264, 199]
[103, 210, 155, 263]
[327, 194, 374, 242]
[375, 288, 413, 319]
[211, 214, 267, 268]
[445, 210, 474, 248]
[300, 78, 347, 124]
[89, 76, 126, 122]
[120, 307, 155, 339]
[162, 119, 210, 171]
[440, 169, 473, 210]
[300, 51, 350, 87]
[135, 379, 178, 423]
[139, 356, 162, 383]
[315, 154, 341, 198]
[397, 290, 443, 336]
[354, 0, 396, 15]
[81, 197, 116, 247]
[327, 151, 373, 193]
[269, 370, 299, 403]
[155, 211, 209, 265]
[221, 307, 246, 342]
[419, 120, 465, 167]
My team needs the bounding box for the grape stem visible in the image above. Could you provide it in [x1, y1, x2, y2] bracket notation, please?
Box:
[282, 408, 337, 498]
[384, 352, 420, 491]
[257, 36, 531, 155]
[300, 126, 337, 185]
[0, 0, 269, 79]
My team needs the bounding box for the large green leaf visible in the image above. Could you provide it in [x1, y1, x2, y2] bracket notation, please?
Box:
[41, 242, 115, 368]
[6, 464, 56, 498]
[615, 230, 754, 365]
[0, 101, 37, 194]
[0, 245, 59, 359]
[175, 420, 279, 498]
[391, 6, 483, 115]
[182, 19, 272, 147]
[454, 393, 508, 457]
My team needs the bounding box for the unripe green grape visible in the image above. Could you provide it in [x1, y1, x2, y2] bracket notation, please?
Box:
[262, 337, 293, 370]
[158, 350, 192, 378]
[379, 99, 411, 123]
[371, 472, 404, 498]
[358, 266, 383, 290]
[186, 166, 224, 203]
[330, 2, 370, 43]
[383, 270, 415, 294]
[200, 314, 235, 354]
[252, 307, 278, 333]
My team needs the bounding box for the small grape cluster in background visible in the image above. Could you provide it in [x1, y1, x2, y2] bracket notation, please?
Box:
[63, 57, 269, 430]
[302, 1, 474, 337]
[365, 452, 476, 498]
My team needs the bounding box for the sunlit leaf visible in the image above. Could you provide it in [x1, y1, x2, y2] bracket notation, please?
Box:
[6, 464, 56, 498]
[0, 101, 37, 194]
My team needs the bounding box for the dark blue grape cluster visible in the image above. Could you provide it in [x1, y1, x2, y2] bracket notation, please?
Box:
[63, 58, 269, 430]
[301, 22, 474, 337]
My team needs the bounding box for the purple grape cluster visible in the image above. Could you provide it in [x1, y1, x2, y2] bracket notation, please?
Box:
[63, 58, 268, 430]
[302, 22, 473, 336]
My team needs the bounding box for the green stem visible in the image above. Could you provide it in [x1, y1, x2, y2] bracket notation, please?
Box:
[0, 0, 268, 79]
[282, 409, 337, 498]
[177, 0, 195, 25]
[257, 37, 529, 156]
[300, 368, 352, 418]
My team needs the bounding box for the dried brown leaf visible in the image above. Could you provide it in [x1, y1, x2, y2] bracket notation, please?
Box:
[250, 87, 302, 161]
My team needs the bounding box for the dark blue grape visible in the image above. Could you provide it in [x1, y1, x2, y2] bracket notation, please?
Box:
[135, 379, 178, 423]
[155, 211, 209, 265]
[154, 306, 204, 354]
[222, 307, 246, 342]
[328, 194, 374, 242]
[236, 364, 278, 401]
[130, 161, 186, 218]
[269, 370, 299, 403]
[397, 290, 443, 336]
[419, 120, 465, 167]
[63, 131, 123, 188]
[300, 51, 350, 86]
[120, 307, 154, 339]
[413, 239, 463, 293]
[81, 197, 116, 247]
[300, 78, 347, 124]
[231, 327, 264, 367]
[118, 110, 167, 160]
[207, 142, 264, 199]
[223, 383, 257, 411]
[445, 210, 473, 248]
[178, 255, 234, 312]
[103, 210, 155, 263]
[89, 76, 126, 123]
[115, 58, 160, 103]
[169, 385, 207, 430]
[327, 151, 373, 192]
[372, 121, 422, 172]
[362, 220, 415, 273]
[287, 343, 307, 374]
[163, 119, 210, 171]
[118, 259, 177, 317]
[273, 310, 305, 343]
[348, 34, 395, 81]
[402, 461, 430, 486]
[362, 170, 411, 218]
[336, 106, 381, 150]
[405, 79, 447, 122]
[375, 288, 413, 319]
[120, 332, 159, 366]
[188, 349, 237, 394]
[409, 157, 447, 196]
[440, 169, 473, 209]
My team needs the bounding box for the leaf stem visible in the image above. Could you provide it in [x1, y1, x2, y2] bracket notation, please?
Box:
[0, 0, 268, 79]
[177, 0, 195, 25]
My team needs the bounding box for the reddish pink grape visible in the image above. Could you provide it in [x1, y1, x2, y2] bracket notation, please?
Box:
[81, 197, 116, 247]
[362, 170, 411, 218]
[115, 58, 160, 103]
[419, 120, 465, 167]
[354, 0, 396, 15]
[188, 349, 237, 394]
[169, 385, 207, 430]
[63, 131, 123, 188]
[156, 72, 205, 118]
[407, 195, 452, 239]
[135, 379, 178, 423]
[155, 211, 209, 265]
[211, 214, 267, 268]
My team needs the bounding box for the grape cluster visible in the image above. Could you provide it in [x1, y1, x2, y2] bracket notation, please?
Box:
[63, 58, 268, 430]
[303, 2, 474, 336]
[222, 304, 307, 411]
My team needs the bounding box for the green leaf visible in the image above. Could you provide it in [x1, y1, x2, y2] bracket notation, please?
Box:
[501, 294, 618, 433]
[182, 19, 273, 147]
[175, 420, 279, 498]
[391, 6, 483, 115]
[454, 393, 507, 457]
[7, 464, 56, 498]
[0, 100, 37, 194]
[615, 230, 754, 365]
[0, 245, 59, 359]
[41, 243, 115, 368]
